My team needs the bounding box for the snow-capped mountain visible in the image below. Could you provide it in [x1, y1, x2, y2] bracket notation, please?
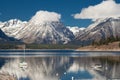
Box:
[0, 11, 74, 44]
[67, 26, 85, 36]
[14, 11, 74, 44]
[0, 19, 27, 37]
[76, 17, 120, 43]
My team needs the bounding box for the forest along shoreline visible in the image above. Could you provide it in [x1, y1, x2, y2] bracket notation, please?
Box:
[77, 42, 120, 51]
[0, 41, 120, 51]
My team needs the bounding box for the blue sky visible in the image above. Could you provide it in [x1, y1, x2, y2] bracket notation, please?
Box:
[0, 0, 120, 28]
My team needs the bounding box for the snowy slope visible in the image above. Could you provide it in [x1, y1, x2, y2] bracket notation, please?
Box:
[85, 18, 109, 32]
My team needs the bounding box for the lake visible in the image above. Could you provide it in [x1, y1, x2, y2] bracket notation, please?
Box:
[0, 50, 120, 80]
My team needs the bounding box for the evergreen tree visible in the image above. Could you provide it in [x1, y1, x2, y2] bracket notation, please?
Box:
[119, 42, 120, 48]
[91, 40, 95, 46]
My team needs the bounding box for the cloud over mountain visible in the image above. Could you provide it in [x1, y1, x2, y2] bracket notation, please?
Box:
[73, 0, 120, 20]
[30, 10, 61, 25]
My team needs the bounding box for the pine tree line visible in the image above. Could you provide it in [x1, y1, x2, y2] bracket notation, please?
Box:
[92, 36, 120, 46]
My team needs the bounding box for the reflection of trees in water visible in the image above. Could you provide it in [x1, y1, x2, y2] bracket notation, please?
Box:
[102, 56, 120, 79]
[0, 56, 120, 80]
[0, 57, 71, 80]
[0, 58, 6, 68]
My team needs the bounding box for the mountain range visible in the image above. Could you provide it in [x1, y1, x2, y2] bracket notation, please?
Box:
[0, 12, 120, 45]
[0, 11, 74, 44]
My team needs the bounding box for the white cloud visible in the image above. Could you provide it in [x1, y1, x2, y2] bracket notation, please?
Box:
[30, 10, 61, 25]
[73, 0, 120, 20]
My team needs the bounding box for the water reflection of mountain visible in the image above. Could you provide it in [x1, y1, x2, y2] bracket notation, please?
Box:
[0, 56, 120, 80]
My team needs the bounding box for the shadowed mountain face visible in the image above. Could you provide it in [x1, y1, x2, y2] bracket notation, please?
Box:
[0, 29, 16, 42]
[76, 18, 120, 44]
[0, 55, 120, 80]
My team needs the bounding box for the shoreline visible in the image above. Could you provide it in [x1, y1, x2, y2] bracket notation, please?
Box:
[76, 41, 120, 51]
[0, 49, 75, 52]
[76, 48, 120, 51]
[0, 48, 120, 52]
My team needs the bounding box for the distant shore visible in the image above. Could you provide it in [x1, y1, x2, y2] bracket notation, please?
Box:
[0, 49, 75, 52]
[0, 41, 120, 52]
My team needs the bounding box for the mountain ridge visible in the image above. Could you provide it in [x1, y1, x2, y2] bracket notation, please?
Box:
[0, 16, 120, 46]
[76, 17, 120, 45]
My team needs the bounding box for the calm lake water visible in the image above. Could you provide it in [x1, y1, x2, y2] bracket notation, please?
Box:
[0, 50, 120, 80]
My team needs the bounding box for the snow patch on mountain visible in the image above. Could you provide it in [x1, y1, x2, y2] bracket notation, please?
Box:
[67, 26, 85, 36]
